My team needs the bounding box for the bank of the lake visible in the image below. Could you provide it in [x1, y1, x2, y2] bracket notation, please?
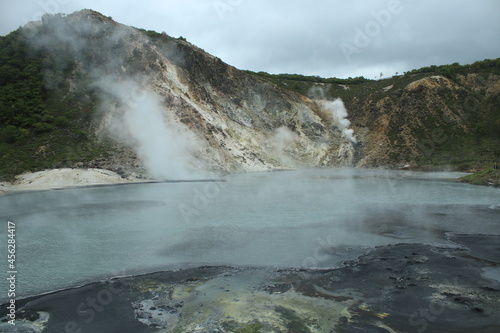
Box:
[2, 235, 499, 332]
[0, 168, 147, 195]
[461, 168, 500, 187]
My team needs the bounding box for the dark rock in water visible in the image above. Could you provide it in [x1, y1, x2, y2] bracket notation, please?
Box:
[1, 236, 499, 332]
[17, 310, 40, 322]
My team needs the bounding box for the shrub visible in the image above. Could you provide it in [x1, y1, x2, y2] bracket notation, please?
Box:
[0, 125, 29, 143]
[32, 122, 53, 133]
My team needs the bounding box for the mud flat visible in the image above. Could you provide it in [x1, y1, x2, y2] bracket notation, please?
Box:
[1, 234, 499, 332]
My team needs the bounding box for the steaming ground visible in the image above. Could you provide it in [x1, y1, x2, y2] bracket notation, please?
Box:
[97, 78, 208, 180]
[28, 13, 212, 180]
[19, 11, 365, 180]
[321, 99, 357, 143]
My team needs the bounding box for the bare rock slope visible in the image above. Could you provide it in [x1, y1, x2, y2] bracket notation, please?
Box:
[28, 10, 356, 178]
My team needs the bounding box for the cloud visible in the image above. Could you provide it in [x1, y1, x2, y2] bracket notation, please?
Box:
[199, 0, 500, 78]
[2, 0, 499, 79]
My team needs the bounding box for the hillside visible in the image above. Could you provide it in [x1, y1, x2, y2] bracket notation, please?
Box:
[249, 60, 500, 170]
[0, 10, 499, 181]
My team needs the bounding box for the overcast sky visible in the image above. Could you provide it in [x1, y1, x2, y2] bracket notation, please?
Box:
[1, 0, 499, 79]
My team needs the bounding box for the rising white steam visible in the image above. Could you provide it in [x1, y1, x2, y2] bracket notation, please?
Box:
[98, 78, 204, 180]
[27, 13, 206, 180]
[274, 126, 298, 149]
[322, 99, 357, 143]
[272, 126, 300, 166]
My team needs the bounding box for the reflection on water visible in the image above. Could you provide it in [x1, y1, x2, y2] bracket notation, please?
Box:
[0, 168, 498, 301]
[481, 267, 500, 283]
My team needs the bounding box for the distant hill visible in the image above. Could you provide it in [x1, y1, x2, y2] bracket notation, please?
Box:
[0, 10, 498, 180]
[248, 60, 500, 169]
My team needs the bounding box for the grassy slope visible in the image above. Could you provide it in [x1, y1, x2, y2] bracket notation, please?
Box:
[460, 168, 500, 187]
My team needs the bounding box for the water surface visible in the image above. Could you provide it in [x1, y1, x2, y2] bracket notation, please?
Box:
[0, 168, 498, 302]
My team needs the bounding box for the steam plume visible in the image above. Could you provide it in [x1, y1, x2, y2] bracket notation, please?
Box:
[322, 99, 357, 143]
[25, 12, 206, 179]
[98, 78, 204, 179]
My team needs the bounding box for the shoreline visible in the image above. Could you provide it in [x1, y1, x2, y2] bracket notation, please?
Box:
[0, 167, 475, 195]
[0, 168, 144, 195]
[2, 235, 499, 332]
[0, 168, 228, 195]
[0, 167, 274, 195]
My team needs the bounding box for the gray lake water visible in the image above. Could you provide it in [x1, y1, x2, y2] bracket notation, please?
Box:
[1, 168, 499, 302]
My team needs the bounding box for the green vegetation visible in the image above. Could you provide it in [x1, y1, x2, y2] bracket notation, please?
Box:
[133, 27, 186, 43]
[275, 306, 313, 332]
[245, 71, 371, 96]
[247, 58, 500, 94]
[461, 168, 500, 187]
[0, 30, 47, 132]
[0, 28, 108, 181]
[247, 59, 500, 172]
[247, 71, 371, 85]
[234, 322, 264, 333]
[406, 58, 500, 76]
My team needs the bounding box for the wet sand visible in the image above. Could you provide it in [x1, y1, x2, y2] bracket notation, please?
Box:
[1, 234, 499, 332]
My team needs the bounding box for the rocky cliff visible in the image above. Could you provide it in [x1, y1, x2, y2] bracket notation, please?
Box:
[348, 74, 500, 169]
[254, 67, 499, 170]
[16, 10, 359, 179]
[0, 10, 498, 180]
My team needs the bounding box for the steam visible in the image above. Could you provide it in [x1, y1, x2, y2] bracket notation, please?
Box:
[308, 85, 328, 100]
[273, 126, 298, 149]
[271, 126, 300, 166]
[322, 99, 357, 143]
[24, 11, 206, 179]
[307, 85, 357, 144]
[98, 78, 204, 179]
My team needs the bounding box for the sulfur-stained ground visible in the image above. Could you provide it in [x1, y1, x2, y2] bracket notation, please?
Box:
[1, 234, 499, 333]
